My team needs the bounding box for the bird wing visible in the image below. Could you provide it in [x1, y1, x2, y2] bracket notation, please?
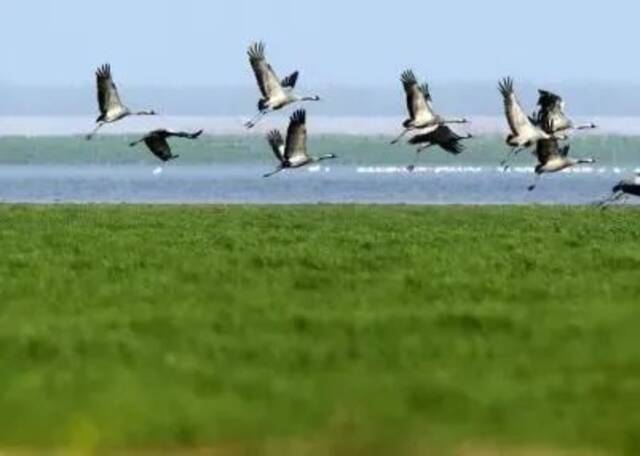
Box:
[248, 42, 285, 100]
[144, 134, 174, 162]
[285, 110, 309, 164]
[401, 70, 435, 122]
[96, 64, 125, 115]
[420, 83, 438, 116]
[281, 71, 299, 89]
[537, 90, 563, 112]
[433, 125, 468, 154]
[535, 138, 561, 165]
[165, 130, 204, 140]
[266, 130, 286, 164]
[540, 109, 572, 134]
[408, 127, 438, 145]
[498, 77, 537, 136]
[410, 125, 466, 155]
[537, 90, 571, 133]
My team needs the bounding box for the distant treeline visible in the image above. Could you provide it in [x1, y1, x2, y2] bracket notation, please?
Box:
[3, 82, 640, 116]
[1, 135, 638, 167]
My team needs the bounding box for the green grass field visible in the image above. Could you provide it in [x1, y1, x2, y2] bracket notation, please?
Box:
[1, 205, 640, 455]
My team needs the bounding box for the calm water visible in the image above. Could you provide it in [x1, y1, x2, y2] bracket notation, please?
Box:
[0, 134, 638, 205]
[0, 164, 629, 205]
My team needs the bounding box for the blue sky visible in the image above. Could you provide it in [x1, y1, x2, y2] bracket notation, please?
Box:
[1, 0, 638, 86]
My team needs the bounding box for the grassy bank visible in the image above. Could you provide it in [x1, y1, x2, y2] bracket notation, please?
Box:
[1, 205, 639, 454]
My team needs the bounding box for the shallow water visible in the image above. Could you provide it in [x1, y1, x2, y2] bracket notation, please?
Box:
[0, 164, 632, 205]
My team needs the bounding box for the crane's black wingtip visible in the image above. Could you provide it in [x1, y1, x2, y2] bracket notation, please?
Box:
[248, 41, 266, 59]
[96, 63, 113, 79]
[498, 77, 514, 95]
[266, 130, 282, 142]
[401, 69, 417, 84]
[290, 109, 306, 124]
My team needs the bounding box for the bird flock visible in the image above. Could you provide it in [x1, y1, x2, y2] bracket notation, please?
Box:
[81, 41, 637, 205]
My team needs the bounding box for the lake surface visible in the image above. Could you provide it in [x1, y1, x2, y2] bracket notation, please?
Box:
[0, 133, 639, 205]
[0, 165, 630, 205]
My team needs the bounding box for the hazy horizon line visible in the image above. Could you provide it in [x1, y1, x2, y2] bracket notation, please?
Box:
[5, 80, 640, 89]
[1, 116, 640, 137]
[4, 83, 640, 116]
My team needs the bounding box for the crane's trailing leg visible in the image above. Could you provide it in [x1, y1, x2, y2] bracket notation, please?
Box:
[597, 191, 625, 210]
[528, 174, 542, 192]
[263, 167, 284, 178]
[86, 122, 106, 141]
[245, 111, 269, 129]
[501, 147, 523, 171]
[390, 128, 410, 145]
[407, 144, 433, 172]
[407, 153, 420, 172]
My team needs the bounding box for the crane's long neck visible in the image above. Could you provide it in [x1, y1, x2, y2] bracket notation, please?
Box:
[442, 117, 467, 124]
[575, 123, 597, 130]
[129, 138, 145, 147]
[296, 95, 320, 103]
[135, 110, 156, 116]
[572, 157, 595, 165]
[315, 154, 337, 162]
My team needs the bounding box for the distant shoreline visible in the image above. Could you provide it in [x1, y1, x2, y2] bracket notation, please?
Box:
[0, 115, 639, 137]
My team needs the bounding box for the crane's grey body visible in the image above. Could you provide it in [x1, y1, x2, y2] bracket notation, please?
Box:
[129, 129, 203, 162]
[87, 64, 157, 140]
[245, 42, 320, 129]
[264, 110, 336, 177]
[498, 77, 550, 169]
[528, 138, 595, 191]
[391, 70, 468, 144]
[406, 126, 473, 171]
[534, 90, 596, 138]
[599, 175, 640, 207]
[613, 179, 640, 197]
